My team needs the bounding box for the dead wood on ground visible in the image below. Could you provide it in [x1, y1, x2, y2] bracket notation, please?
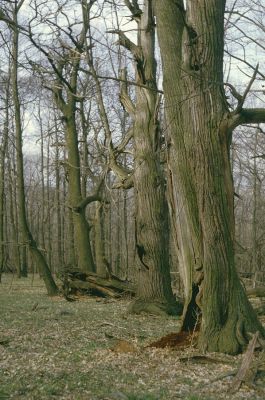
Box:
[229, 331, 265, 393]
[62, 271, 135, 299]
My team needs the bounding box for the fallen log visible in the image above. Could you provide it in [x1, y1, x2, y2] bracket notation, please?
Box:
[64, 271, 135, 298]
[228, 331, 265, 394]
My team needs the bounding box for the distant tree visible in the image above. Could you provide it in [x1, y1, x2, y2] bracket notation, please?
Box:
[1, 0, 58, 294]
[0, 73, 9, 281]
[27, 0, 106, 273]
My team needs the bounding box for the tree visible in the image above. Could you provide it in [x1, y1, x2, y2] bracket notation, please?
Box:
[27, 0, 107, 273]
[112, 0, 177, 314]
[154, 0, 265, 353]
[2, 0, 58, 295]
[0, 73, 9, 281]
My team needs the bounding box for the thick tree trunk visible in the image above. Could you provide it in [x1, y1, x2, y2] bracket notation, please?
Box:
[155, 0, 265, 353]
[124, 0, 177, 315]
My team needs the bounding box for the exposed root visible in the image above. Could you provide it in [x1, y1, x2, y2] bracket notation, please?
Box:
[236, 317, 248, 348]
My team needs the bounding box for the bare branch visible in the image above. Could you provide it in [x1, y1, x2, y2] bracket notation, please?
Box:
[114, 127, 134, 155]
[226, 64, 259, 114]
[236, 64, 259, 112]
[119, 68, 135, 115]
[229, 108, 265, 130]
[225, 82, 243, 103]
[108, 29, 142, 60]
[73, 177, 105, 212]
[124, 0, 142, 21]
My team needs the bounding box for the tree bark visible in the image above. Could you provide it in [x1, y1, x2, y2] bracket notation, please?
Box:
[94, 202, 108, 277]
[155, 0, 265, 353]
[0, 77, 9, 281]
[11, 1, 58, 295]
[120, 0, 177, 315]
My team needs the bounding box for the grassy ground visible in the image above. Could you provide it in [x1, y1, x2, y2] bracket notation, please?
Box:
[0, 274, 265, 400]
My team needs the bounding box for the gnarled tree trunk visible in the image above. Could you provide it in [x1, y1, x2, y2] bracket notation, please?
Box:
[155, 0, 265, 353]
[119, 0, 177, 315]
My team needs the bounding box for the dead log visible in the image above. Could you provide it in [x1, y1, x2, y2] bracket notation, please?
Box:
[66, 271, 135, 298]
[229, 331, 260, 393]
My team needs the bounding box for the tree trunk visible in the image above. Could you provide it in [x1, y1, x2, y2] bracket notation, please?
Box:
[7, 150, 21, 276]
[155, 0, 265, 353]
[94, 202, 107, 277]
[251, 130, 259, 288]
[65, 103, 95, 273]
[54, 124, 64, 272]
[0, 78, 9, 281]
[121, 0, 177, 315]
[11, 2, 58, 295]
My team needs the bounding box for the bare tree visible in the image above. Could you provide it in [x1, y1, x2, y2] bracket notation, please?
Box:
[154, 0, 265, 353]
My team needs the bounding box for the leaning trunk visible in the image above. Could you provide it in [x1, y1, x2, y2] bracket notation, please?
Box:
[11, 4, 58, 295]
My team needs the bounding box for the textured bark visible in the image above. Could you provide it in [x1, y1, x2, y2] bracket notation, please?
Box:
[122, 0, 177, 315]
[54, 125, 63, 271]
[64, 104, 95, 273]
[94, 202, 107, 277]
[7, 152, 21, 277]
[155, 0, 265, 352]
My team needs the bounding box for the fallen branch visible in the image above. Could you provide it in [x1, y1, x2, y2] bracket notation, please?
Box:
[229, 331, 259, 394]
[65, 271, 135, 298]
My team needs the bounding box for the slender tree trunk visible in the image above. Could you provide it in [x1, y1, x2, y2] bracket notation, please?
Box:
[11, 2, 58, 295]
[252, 130, 259, 288]
[46, 135, 53, 272]
[7, 150, 21, 276]
[0, 81, 9, 281]
[39, 105, 46, 250]
[54, 126, 63, 271]
[94, 202, 107, 277]
[20, 245, 27, 277]
[64, 105, 95, 272]
[155, 0, 264, 352]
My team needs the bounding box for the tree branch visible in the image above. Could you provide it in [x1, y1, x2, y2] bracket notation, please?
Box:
[73, 178, 104, 212]
[124, 0, 142, 21]
[114, 127, 134, 155]
[235, 64, 259, 113]
[108, 29, 142, 61]
[112, 175, 134, 190]
[229, 108, 265, 130]
[119, 67, 135, 115]
[226, 64, 259, 114]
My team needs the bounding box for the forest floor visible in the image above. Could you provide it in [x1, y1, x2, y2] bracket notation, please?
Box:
[0, 274, 265, 400]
